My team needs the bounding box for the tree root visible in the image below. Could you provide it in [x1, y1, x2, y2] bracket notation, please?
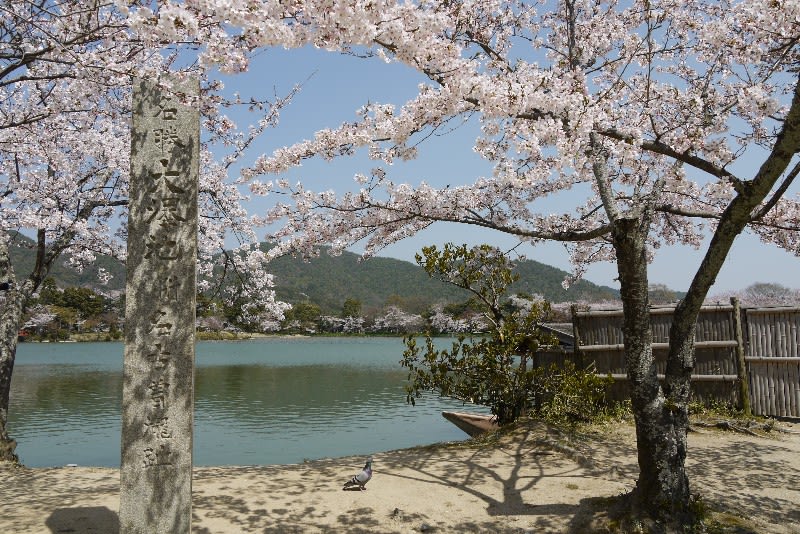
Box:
[690, 419, 798, 436]
[0, 438, 19, 465]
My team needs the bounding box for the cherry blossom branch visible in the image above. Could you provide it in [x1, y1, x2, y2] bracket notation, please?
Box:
[751, 159, 800, 222]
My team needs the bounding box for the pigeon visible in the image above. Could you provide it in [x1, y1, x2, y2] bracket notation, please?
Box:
[343, 456, 373, 491]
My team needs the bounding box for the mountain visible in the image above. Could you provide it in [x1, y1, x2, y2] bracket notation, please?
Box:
[6, 232, 126, 292]
[7, 233, 619, 312]
[264, 249, 619, 314]
[510, 258, 618, 302]
[265, 250, 466, 315]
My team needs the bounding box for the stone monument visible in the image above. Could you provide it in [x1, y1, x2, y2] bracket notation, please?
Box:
[120, 75, 199, 533]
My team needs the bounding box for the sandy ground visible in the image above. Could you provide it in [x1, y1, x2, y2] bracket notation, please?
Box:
[2, 420, 799, 534]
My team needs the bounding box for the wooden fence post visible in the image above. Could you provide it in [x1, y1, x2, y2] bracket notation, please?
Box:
[570, 304, 583, 367]
[730, 297, 752, 416]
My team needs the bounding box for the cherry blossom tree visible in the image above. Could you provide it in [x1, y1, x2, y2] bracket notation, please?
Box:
[341, 315, 365, 334]
[0, 1, 291, 462]
[742, 282, 799, 305]
[197, 315, 225, 332]
[370, 306, 425, 334]
[427, 305, 472, 334]
[135, 0, 800, 525]
[710, 281, 800, 307]
[21, 305, 58, 336]
[2, 0, 796, 525]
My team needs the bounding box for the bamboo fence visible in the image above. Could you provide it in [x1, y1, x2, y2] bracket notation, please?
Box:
[566, 301, 800, 417]
[744, 307, 800, 417]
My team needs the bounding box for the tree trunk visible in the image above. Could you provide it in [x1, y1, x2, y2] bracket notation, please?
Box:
[0, 229, 21, 462]
[0, 291, 22, 463]
[0, 222, 101, 463]
[649, 78, 800, 523]
[612, 218, 692, 524]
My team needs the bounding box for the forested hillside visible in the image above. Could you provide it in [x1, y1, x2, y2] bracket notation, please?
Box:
[7, 232, 126, 292]
[9, 232, 619, 313]
[265, 249, 619, 314]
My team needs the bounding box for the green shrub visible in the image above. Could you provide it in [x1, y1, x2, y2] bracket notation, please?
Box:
[534, 361, 614, 425]
[401, 243, 615, 426]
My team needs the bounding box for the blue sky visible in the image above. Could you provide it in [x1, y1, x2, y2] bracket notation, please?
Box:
[219, 46, 799, 294]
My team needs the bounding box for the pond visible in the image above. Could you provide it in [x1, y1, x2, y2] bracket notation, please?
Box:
[8, 337, 485, 467]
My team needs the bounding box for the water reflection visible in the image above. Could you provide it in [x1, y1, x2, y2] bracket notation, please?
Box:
[9, 339, 481, 467]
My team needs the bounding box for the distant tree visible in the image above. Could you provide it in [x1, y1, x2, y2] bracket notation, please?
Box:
[95, 310, 122, 337]
[504, 293, 551, 319]
[708, 282, 800, 307]
[318, 315, 344, 333]
[649, 284, 678, 305]
[41, 306, 77, 339]
[198, 316, 225, 332]
[282, 301, 322, 332]
[196, 294, 221, 318]
[426, 302, 489, 334]
[341, 298, 362, 319]
[743, 282, 799, 306]
[371, 306, 425, 334]
[318, 313, 365, 334]
[60, 287, 104, 318]
[37, 278, 62, 307]
[342, 315, 365, 334]
[294, 302, 322, 324]
[439, 298, 486, 324]
[21, 306, 57, 337]
[384, 295, 403, 308]
[30, 283, 106, 330]
[427, 305, 471, 334]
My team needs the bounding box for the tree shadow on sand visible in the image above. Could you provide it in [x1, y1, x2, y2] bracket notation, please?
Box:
[186, 422, 616, 533]
[191, 462, 397, 534]
[565, 427, 800, 533]
[684, 431, 800, 526]
[374, 422, 637, 532]
[6, 422, 796, 533]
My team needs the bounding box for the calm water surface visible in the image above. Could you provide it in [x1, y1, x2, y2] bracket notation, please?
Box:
[9, 337, 485, 467]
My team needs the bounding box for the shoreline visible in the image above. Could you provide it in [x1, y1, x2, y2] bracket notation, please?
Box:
[3, 420, 799, 533]
[21, 332, 411, 343]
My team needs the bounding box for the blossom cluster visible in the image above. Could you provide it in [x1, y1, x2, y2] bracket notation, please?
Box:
[128, 0, 800, 285]
[1, 1, 299, 322]
[4, 0, 799, 326]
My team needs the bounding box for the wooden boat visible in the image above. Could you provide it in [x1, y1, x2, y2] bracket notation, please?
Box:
[441, 411, 499, 437]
